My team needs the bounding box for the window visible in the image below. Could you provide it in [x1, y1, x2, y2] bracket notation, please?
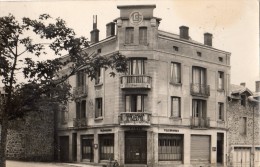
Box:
[170, 62, 181, 84]
[240, 117, 247, 135]
[60, 105, 68, 124]
[218, 102, 224, 120]
[218, 57, 223, 62]
[128, 58, 146, 75]
[218, 71, 224, 90]
[158, 134, 183, 161]
[192, 99, 206, 118]
[125, 27, 134, 44]
[95, 98, 102, 118]
[241, 94, 246, 106]
[171, 97, 181, 117]
[139, 27, 147, 45]
[192, 66, 206, 85]
[95, 68, 103, 85]
[125, 95, 147, 112]
[97, 48, 102, 53]
[173, 46, 179, 51]
[99, 134, 114, 160]
[76, 100, 86, 119]
[76, 71, 85, 87]
[197, 52, 202, 57]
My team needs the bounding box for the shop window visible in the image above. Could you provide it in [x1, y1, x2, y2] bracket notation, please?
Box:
[171, 97, 181, 117]
[99, 134, 114, 160]
[95, 98, 102, 118]
[170, 62, 181, 84]
[158, 134, 183, 161]
[125, 27, 134, 44]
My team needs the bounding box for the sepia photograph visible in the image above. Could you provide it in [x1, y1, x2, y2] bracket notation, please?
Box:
[0, 0, 259, 167]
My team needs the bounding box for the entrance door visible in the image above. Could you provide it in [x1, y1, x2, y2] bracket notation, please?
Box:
[125, 131, 147, 164]
[82, 135, 94, 162]
[59, 136, 69, 162]
[217, 133, 224, 164]
[72, 133, 77, 161]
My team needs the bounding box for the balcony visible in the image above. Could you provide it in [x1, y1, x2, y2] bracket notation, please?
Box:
[190, 83, 210, 97]
[120, 75, 152, 89]
[73, 118, 88, 128]
[119, 112, 151, 126]
[73, 86, 88, 98]
[190, 117, 210, 129]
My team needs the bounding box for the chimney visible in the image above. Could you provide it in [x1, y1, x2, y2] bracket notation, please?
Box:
[106, 22, 115, 37]
[256, 81, 260, 92]
[240, 82, 246, 87]
[90, 15, 99, 43]
[204, 33, 212, 46]
[179, 26, 189, 40]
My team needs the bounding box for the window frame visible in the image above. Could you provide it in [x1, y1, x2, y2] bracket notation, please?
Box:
[125, 27, 134, 44]
[95, 98, 103, 118]
[170, 62, 181, 84]
[171, 96, 181, 118]
[218, 102, 224, 121]
[128, 58, 146, 75]
[125, 94, 147, 113]
[218, 71, 224, 91]
[139, 26, 148, 45]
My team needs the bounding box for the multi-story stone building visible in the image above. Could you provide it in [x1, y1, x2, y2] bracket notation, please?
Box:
[227, 82, 260, 167]
[57, 5, 231, 167]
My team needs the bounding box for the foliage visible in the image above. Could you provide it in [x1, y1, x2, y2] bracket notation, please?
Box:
[0, 13, 127, 167]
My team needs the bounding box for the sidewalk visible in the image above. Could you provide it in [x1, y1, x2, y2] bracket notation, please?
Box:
[7, 160, 103, 167]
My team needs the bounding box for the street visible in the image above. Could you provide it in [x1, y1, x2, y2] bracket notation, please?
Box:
[7, 160, 101, 167]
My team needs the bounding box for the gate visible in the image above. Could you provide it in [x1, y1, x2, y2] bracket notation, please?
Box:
[125, 131, 147, 164]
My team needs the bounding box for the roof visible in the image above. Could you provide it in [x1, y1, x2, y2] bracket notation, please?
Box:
[229, 84, 253, 96]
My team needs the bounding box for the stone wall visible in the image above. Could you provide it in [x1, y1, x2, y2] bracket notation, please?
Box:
[6, 104, 55, 161]
[227, 99, 260, 146]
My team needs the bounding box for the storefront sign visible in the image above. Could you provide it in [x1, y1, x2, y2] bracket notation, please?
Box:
[100, 129, 112, 132]
[129, 127, 143, 131]
[164, 129, 179, 132]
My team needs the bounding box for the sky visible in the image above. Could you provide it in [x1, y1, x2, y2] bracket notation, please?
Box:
[0, 0, 259, 91]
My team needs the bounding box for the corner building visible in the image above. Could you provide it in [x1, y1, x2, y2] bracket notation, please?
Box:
[57, 5, 231, 167]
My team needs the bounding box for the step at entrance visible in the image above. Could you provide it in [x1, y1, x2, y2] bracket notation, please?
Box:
[124, 165, 147, 167]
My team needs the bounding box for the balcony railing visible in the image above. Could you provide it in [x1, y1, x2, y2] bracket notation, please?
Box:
[73, 86, 88, 98]
[119, 112, 151, 126]
[120, 75, 152, 89]
[73, 118, 88, 128]
[190, 83, 210, 97]
[190, 117, 210, 129]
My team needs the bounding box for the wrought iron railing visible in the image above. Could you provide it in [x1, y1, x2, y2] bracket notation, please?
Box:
[190, 117, 210, 129]
[119, 112, 151, 126]
[73, 86, 88, 98]
[120, 75, 152, 89]
[73, 118, 88, 127]
[190, 83, 210, 97]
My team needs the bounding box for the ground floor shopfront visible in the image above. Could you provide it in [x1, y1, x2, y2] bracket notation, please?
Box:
[57, 126, 226, 167]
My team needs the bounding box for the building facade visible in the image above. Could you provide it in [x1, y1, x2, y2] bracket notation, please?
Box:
[57, 5, 231, 167]
[227, 82, 260, 167]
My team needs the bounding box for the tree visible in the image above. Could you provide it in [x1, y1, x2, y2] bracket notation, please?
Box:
[0, 14, 127, 167]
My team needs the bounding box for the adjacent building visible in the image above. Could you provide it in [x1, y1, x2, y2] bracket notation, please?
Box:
[57, 5, 231, 167]
[227, 82, 260, 167]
